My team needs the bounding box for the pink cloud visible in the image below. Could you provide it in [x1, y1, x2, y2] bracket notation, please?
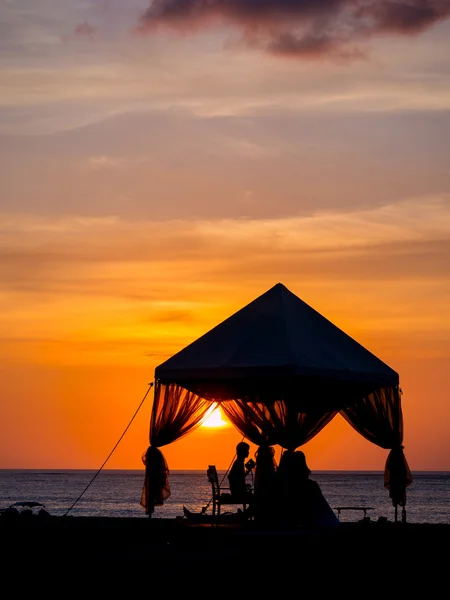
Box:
[74, 21, 98, 40]
[136, 0, 450, 59]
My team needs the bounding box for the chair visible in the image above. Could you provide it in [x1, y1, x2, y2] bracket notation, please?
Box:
[206, 465, 253, 526]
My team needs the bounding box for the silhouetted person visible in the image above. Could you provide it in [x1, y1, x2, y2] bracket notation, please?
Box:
[253, 445, 278, 525]
[228, 441, 254, 504]
[276, 450, 339, 528]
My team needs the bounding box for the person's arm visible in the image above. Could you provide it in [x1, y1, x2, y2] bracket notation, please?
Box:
[245, 458, 255, 476]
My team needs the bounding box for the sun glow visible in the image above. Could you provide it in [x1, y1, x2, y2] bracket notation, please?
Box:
[201, 405, 228, 428]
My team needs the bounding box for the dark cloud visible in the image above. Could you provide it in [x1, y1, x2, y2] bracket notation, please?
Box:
[137, 0, 450, 59]
[74, 21, 98, 39]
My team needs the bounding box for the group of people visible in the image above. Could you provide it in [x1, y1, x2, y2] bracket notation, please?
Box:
[227, 441, 339, 528]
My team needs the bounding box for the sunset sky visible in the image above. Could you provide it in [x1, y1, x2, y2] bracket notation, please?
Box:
[1, 1, 449, 473]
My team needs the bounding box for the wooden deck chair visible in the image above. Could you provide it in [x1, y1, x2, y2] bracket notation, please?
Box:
[206, 465, 253, 526]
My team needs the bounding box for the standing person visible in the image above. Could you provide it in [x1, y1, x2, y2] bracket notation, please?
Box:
[227, 441, 255, 503]
[276, 450, 339, 528]
[253, 445, 278, 525]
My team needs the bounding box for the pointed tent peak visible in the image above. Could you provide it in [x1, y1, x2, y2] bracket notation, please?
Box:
[155, 283, 398, 389]
[267, 282, 288, 291]
[252, 281, 295, 299]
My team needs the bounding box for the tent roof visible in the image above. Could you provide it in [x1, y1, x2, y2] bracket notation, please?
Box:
[155, 283, 398, 390]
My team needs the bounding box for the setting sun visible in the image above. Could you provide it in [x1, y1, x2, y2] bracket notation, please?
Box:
[201, 406, 228, 428]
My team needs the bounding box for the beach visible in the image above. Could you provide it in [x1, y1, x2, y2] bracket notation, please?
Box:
[2, 512, 447, 599]
[2, 512, 448, 566]
[2, 469, 448, 588]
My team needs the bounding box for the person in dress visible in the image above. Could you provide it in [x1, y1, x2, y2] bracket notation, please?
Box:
[276, 450, 339, 528]
[253, 445, 278, 525]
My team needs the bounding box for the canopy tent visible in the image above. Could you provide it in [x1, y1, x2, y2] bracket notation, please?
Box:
[141, 283, 412, 521]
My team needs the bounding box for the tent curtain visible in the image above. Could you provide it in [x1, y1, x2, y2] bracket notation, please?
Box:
[339, 386, 412, 508]
[140, 446, 170, 516]
[141, 381, 411, 516]
[140, 380, 213, 516]
[221, 398, 337, 450]
[142, 382, 337, 513]
[384, 445, 412, 508]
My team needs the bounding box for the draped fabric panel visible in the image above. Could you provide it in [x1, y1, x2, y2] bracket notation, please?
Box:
[140, 380, 213, 516]
[150, 380, 212, 446]
[141, 380, 411, 517]
[221, 398, 337, 451]
[339, 386, 412, 508]
[140, 446, 170, 516]
[142, 382, 339, 514]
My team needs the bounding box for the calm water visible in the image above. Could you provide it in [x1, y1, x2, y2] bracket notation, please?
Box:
[0, 470, 448, 524]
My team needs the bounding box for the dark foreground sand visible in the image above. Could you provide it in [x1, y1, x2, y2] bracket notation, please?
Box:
[1, 512, 447, 596]
[1, 513, 448, 571]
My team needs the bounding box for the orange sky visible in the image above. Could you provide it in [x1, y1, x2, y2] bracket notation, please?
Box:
[1, 2, 449, 472]
[1, 278, 449, 472]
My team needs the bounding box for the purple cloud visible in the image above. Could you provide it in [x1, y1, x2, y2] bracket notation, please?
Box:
[137, 0, 450, 59]
[74, 21, 98, 40]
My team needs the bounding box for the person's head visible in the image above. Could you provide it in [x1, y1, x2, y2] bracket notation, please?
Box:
[279, 450, 311, 478]
[278, 450, 295, 472]
[255, 445, 276, 467]
[236, 441, 250, 460]
[294, 451, 311, 478]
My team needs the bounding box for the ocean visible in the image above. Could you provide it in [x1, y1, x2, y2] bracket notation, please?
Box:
[0, 469, 448, 524]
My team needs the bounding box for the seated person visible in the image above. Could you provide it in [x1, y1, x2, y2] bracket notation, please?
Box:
[276, 450, 339, 528]
[227, 441, 255, 503]
[253, 445, 278, 525]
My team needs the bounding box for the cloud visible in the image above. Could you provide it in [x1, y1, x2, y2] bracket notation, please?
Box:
[0, 195, 449, 367]
[88, 155, 125, 170]
[137, 0, 450, 59]
[1, 193, 449, 285]
[73, 21, 98, 40]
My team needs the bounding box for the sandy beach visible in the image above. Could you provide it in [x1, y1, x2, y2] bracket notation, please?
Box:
[2, 513, 447, 600]
[2, 513, 447, 567]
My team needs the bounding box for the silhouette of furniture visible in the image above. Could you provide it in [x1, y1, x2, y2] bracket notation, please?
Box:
[207, 465, 253, 526]
[334, 506, 374, 521]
